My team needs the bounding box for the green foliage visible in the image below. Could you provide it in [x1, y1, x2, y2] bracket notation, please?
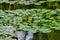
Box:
[0, 9, 60, 34]
[0, 0, 9, 3]
[0, 0, 60, 40]
[0, 0, 60, 10]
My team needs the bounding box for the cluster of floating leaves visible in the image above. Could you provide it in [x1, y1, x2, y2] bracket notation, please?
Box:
[0, 9, 60, 38]
[0, 0, 59, 5]
[0, 9, 60, 34]
[0, 0, 46, 5]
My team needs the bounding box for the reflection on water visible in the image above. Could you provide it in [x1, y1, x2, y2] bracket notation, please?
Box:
[16, 31, 26, 40]
[25, 32, 33, 40]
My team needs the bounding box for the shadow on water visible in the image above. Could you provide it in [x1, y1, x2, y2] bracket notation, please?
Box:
[33, 30, 60, 40]
[33, 32, 48, 40]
